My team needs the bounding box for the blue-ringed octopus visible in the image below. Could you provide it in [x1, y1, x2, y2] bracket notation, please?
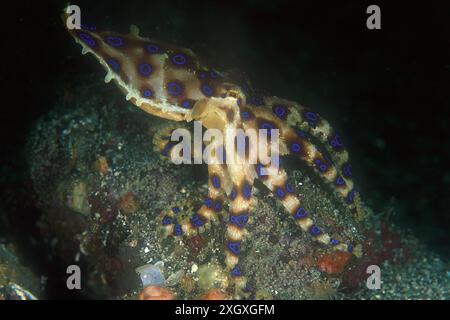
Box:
[63, 9, 365, 299]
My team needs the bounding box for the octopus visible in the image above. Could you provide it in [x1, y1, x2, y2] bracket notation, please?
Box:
[63, 9, 365, 299]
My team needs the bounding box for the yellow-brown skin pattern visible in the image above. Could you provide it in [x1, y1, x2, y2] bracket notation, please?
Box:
[64, 11, 364, 299]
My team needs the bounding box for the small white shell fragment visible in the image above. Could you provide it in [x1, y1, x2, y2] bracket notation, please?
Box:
[135, 263, 165, 287]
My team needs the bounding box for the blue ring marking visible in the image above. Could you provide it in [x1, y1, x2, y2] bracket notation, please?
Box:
[138, 63, 153, 76]
[105, 35, 123, 47]
[330, 239, 340, 245]
[347, 244, 353, 253]
[240, 111, 250, 120]
[161, 142, 173, 156]
[243, 183, 252, 199]
[314, 159, 328, 172]
[201, 84, 213, 97]
[146, 43, 160, 54]
[199, 71, 208, 79]
[203, 198, 213, 208]
[78, 31, 96, 47]
[231, 188, 237, 200]
[231, 265, 241, 276]
[162, 216, 172, 225]
[191, 213, 205, 227]
[142, 88, 153, 98]
[305, 111, 318, 121]
[181, 99, 193, 109]
[335, 176, 345, 186]
[173, 223, 182, 236]
[214, 201, 222, 212]
[346, 189, 356, 204]
[291, 143, 302, 153]
[167, 81, 183, 96]
[172, 53, 187, 65]
[329, 134, 344, 149]
[276, 187, 286, 199]
[309, 225, 322, 236]
[343, 163, 352, 178]
[294, 206, 308, 219]
[228, 241, 241, 255]
[230, 214, 249, 228]
[273, 105, 287, 118]
[106, 58, 120, 72]
[285, 181, 294, 193]
[211, 175, 221, 189]
[172, 207, 180, 214]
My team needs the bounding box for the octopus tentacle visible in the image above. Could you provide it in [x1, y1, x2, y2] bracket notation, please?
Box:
[256, 164, 356, 254]
[64, 10, 366, 300]
[242, 105, 362, 217]
[160, 161, 230, 238]
[254, 96, 350, 170]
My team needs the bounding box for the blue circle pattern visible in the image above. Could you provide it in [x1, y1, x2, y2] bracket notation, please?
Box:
[231, 265, 241, 276]
[138, 63, 153, 76]
[309, 225, 322, 236]
[142, 88, 153, 98]
[201, 84, 213, 97]
[228, 241, 241, 255]
[172, 53, 187, 65]
[167, 82, 182, 96]
[230, 214, 248, 228]
[273, 105, 287, 118]
[242, 183, 252, 199]
[294, 207, 308, 219]
[78, 32, 96, 47]
[105, 36, 123, 47]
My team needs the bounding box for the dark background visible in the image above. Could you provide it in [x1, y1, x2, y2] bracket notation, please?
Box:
[1, 0, 449, 297]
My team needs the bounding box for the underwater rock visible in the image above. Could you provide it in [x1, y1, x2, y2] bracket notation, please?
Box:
[27, 83, 449, 299]
[0, 244, 40, 300]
